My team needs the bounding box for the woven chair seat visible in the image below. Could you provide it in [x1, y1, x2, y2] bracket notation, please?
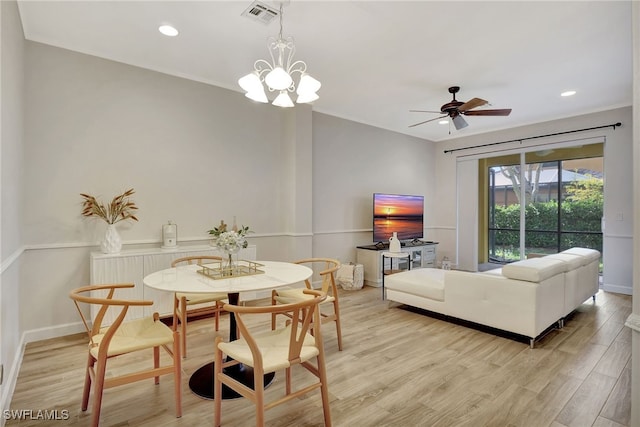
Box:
[93, 316, 175, 358]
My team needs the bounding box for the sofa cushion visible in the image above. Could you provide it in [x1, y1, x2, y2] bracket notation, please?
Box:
[501, 257, 566, 282]
[384, 268, 445, 301]
[481, 267, 503, 276]
[545, 252, 583, 270]
[562, 247, 600, 264]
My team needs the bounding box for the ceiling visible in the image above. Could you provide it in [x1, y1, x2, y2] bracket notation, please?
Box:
[16, 1, 633, 142]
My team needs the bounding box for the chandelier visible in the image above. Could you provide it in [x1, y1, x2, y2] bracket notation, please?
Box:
[238, 3, 321, 107]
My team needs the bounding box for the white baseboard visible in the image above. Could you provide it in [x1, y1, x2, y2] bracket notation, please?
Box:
[625, 313, 640, 333]
[602, 283, 633, 295]
[364, 280, 381, 288]
[22, 322, 86, 344]
[0, 335, 25, 427]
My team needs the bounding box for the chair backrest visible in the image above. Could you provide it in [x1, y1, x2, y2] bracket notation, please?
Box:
[294, 258, 340, 296]
[225, 289, 326, 364]
[171, 255, 222, 268]
[69, 284, 153, 356]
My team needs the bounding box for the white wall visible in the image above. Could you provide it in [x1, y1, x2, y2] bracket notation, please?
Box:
[311, 112, 436, 265]
[434, 107, 634, 295]
[23, 42, 289, 246]
[0, 0, 25, 414]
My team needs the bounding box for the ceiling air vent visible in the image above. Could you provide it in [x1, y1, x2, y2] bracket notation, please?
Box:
[241, 1, 279, 25]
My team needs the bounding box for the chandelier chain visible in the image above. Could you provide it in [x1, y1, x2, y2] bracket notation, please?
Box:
[278, 3, 284, 40]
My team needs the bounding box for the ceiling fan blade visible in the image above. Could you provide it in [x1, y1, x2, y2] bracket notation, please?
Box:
[458, 97, 488, 112]
[409, 109, 443, 114]
[463, 109, 512, 116]
[408, 115, 448, 128]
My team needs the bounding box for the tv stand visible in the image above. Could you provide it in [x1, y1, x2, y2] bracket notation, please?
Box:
[356, 241, 438, 287]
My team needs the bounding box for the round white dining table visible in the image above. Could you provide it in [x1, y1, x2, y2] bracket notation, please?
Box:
[143, 260, 312, 400]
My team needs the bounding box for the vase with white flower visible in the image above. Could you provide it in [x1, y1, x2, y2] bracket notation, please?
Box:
[80, 188, 139, 254]
[207, 220, 251, 274]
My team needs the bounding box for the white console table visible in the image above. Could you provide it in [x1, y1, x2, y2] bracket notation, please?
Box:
[356, 242, 437, 287]
[89, 244, 256, 324]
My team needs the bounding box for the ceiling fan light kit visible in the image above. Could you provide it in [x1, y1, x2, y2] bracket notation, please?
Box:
[410, 86, 512, 130]
[451, 114, 468, 130]
[238, 2, 320, 107]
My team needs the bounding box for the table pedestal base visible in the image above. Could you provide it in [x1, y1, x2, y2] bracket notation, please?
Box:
[189, 361, 275, 400]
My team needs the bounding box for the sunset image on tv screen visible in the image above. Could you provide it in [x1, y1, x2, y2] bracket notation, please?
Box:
[373, 194, 423, 242]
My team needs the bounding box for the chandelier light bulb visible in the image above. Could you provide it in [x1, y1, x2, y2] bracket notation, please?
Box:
[272, 91, 294, 108]
[296, 91, 319, 104]
[238, 72, 263, 93]
[245, 89, 268, 103]
[296, 74, 321, 96]
[265, 67, 293, 91]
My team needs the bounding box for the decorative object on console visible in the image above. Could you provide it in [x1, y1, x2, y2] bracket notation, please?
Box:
[80, 188, 139, 254]
[238, 1, 321, 107]
[101, 224, 122, 254]
[162, 220, 178, 249]
[389, 231, 401, 253]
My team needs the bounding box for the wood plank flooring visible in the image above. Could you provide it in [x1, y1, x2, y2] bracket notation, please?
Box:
[7, 286, 632, 426]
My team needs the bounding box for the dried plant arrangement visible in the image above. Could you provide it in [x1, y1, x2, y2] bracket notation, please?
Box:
[80, 188, 139, 224]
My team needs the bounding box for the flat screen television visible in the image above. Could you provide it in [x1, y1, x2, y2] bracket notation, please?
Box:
[373, 193, 424, 243]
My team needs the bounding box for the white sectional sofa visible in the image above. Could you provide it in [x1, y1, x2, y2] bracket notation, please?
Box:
[548, 247, 600, 316]
[384, 247, 601, 347]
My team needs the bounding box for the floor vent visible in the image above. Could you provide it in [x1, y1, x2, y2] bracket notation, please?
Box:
[241, 1, 279, 25]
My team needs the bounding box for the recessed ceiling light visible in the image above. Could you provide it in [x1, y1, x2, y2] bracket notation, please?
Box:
[159, 25, 179, 37]
[561, 90, 576, 97]
[438, 120, 449, 125]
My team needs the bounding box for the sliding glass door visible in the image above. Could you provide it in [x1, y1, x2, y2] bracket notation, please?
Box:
[488, 163, 521, 262]
[487, 145, 603, 265]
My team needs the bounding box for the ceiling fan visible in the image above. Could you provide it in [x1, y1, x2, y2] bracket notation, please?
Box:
[409, 86, 512, 130]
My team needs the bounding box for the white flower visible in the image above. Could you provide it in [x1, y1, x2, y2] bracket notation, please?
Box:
[215, 231, 247, 253]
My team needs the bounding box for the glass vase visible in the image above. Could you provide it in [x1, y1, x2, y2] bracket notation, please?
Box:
[223, 247, 241, 275]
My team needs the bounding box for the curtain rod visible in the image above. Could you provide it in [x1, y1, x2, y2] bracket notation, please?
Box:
[443, 122, 622, 154]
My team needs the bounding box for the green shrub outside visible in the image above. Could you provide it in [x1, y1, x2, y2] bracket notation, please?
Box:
[490, 199, 603, 252]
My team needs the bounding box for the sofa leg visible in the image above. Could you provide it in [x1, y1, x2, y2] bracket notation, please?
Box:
[529, 338, 535, 349]
[592, 294, 596, 302]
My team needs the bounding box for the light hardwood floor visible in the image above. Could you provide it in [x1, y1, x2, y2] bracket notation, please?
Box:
[7, 286, 632, 426]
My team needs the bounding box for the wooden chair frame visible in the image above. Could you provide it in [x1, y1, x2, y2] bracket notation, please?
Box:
[271, 258, 343, 350]
[172, 255, 226, 357]
[214, 289, 331, 426]
[69, 283, 181, 427]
